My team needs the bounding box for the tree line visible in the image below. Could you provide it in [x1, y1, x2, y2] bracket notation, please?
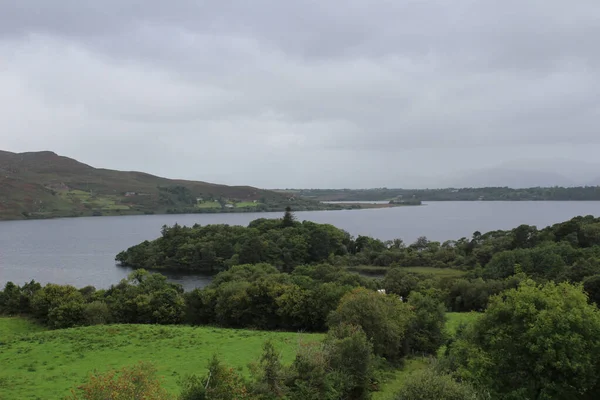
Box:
[291, 186, 600, 201]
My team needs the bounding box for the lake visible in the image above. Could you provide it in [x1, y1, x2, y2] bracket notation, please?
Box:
[2, 201, 600, 290]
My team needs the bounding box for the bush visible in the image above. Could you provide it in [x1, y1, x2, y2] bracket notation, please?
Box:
[179, 356, 249, 400]
[68, 361, 172, 400]
[394, 369, 482, 400]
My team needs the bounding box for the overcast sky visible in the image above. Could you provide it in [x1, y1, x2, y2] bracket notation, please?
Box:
[1, 1, 599, 188]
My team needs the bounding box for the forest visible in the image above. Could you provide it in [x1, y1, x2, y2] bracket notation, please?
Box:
[4, 210, 600, 398]
[286, 186, 600, 201]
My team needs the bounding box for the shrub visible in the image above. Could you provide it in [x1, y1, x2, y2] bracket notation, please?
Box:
[68, 361, 172, 400]
[394, 369, 483, 400]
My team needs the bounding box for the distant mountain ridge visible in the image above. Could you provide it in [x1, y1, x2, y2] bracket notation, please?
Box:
[0, 150, 309, 220]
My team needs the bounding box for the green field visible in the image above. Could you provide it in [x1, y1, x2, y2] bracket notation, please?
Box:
[400, 267, 466, 277]
[0, 317, 45, 340]
[445, 312, 481, 336]
[235, 201, 258, 208]
[0, 313, 480, 399]
[373, 358, 429, 400]
[0, 319, 323, 399]
[348, 265, 466, 277]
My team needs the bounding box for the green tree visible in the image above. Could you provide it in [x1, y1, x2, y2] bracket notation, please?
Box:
[445, 280, 600, 399]
[328, 288, 414, 361]
[31, 284, 86, 328]
[282, 206, 296, 228]
[382, 269, 419, 298]
[583, 274, 600, 305]
[407, 292, 447, 355]
[285, 341, 336, 400]
[325, 324, 375, 400]
[249, 340, 286, 399]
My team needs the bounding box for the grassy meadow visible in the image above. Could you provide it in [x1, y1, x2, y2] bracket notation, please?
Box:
[348, 265, 467, 277]
[445, 312, 481, 336]
[0, 319, 323, 399]
[0, 313, 481, 399]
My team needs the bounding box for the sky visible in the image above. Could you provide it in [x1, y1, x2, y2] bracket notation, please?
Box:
[1, 1, 600, 188]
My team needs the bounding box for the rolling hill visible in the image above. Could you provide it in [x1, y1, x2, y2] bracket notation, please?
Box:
[0, 150, 324, 220]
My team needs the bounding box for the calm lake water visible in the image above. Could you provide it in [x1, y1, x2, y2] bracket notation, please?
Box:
[2, 201, 600, 290]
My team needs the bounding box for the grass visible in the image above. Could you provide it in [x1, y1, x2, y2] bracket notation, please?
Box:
[445, 312, 481, 337]
[0, 317, 46, 340]
[0, 312, 482, 399]
[400, 267, 466, 277]
[0, 318, 323, 399]
[196, 201, 222, 209]
[373, 358, 429, 400]
[347, 265, 466, 277]
[235, 202, 258, 208]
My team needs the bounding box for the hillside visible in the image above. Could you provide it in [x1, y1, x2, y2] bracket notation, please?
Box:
[0, 150, 328, 220]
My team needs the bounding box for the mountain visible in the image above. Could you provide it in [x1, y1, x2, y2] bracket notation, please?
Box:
[0, 150, 316, 220]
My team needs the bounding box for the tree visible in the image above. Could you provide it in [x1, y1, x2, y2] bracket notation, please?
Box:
[328, 288, 414, 361]
[325, 324, 374, 400]
[285, 341, 335, 400]
[445, 280, 600, 399]
[583, 274, 600, 305]
[383, 269, 419, 298]
[282, 206, 296, 228]
[407, 292, 447, 355]
[249, 340, 286, 399]
[31, 284, 86, 327]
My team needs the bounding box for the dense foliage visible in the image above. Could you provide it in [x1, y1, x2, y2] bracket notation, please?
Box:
[442, 280, 600, 399]
[116, 217, 353, 272]
[393, 369, 484, 400]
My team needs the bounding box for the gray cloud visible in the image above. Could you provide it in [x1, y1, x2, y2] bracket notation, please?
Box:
[1, 0, 600, 188]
